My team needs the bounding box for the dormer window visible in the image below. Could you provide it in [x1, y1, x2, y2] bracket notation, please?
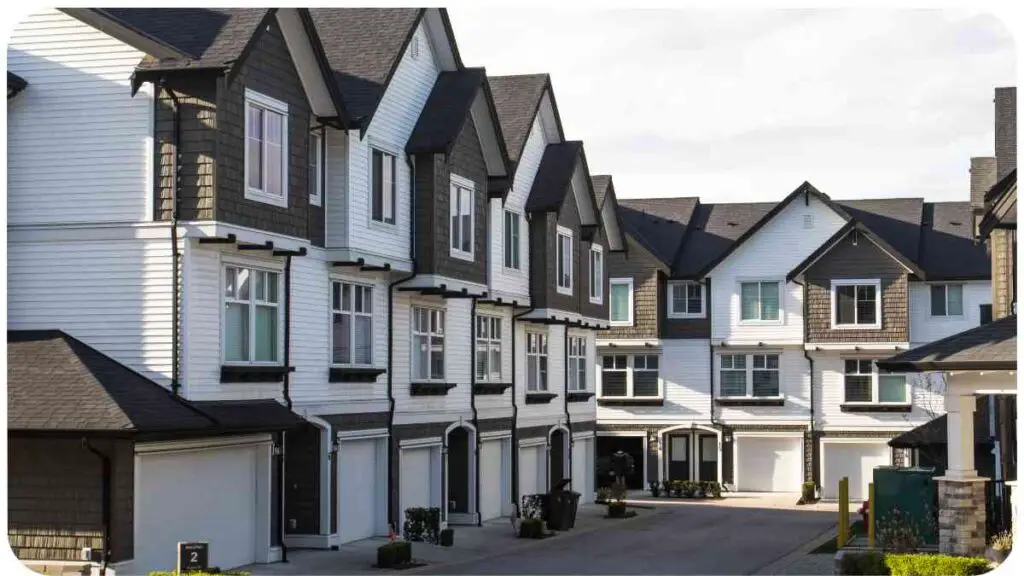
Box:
[244, 89, 288, 208]
[668, 281, 704, 318]
[831, 279, 881, 329]
[449, 174, 474, 261]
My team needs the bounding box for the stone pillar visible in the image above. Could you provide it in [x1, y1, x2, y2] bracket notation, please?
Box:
[937, 479, 988, 556]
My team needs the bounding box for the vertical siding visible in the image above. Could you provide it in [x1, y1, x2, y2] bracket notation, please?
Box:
[714, 347, 810, 423]
[7, 9, 152, 225]
[908, 281, 991, 345]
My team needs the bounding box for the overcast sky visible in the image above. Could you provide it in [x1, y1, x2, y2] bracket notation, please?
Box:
[449, 8, 1016, 203]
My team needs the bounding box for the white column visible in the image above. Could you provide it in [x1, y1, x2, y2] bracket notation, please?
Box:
[944, 393, 978, 479]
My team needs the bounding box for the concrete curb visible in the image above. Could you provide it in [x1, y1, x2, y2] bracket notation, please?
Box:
[751, 522, 839, 576]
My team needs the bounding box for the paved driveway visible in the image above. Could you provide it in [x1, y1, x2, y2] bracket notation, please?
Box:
[417, 495, 837, 575]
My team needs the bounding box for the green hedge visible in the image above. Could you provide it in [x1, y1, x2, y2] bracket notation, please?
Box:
[840, 552, 991, 576]
[377, 541, 412, 568]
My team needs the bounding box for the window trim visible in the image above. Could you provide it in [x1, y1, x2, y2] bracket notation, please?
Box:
[929, 283, 965, 318]
[221, 261, 284, 366]
[609, 277, 634, 326]
[525, 330, 549, 392]
[244, 89, 289, 208]
[737, 279, 784, 325]
[830, 278, 882, 330]
[598, 353, 662, 399]
[503, 209, 523, 272]
[589, 245, 604, 304]
[308, 131, 324, 207]
[411, 305, 446, 382]
[841, 358, 911, 406]
[716, 352, 783, 399]
[667, 281, 705, 319]
[330, 279, 374, 368]
[556, 225, 573, 295]
[449, 173, 475, 261]
[475, 314, 503, 382]
[568, 335, 588, 392]
[369, 144, 398, 226]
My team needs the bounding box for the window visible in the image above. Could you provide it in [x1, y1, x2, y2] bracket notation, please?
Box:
[718, 353, 781, 397]
[526, 332, 548, 392]
[668, 282, 704, 318]
[412, 307, 444, 381]
[844, 359, 908, 404]
[600, 354, 660, 398]
[930, 284, 964, 317]
[332, 282, 372, 366]
[556, 227, 573, 294]
[475, 315, 502, 382]
[568, 336, 587, 391]
[832, 280, 880, 328]
[371, 148, 396, 224]
[224, 265, 280, 364]
[309, 132, 323, 207]
[740, 281, 780, 322]
[245, 90, 288, 207]
[503, 210, 521, 270]
[609, 278, 633, 325]
[589, 246, 603, 304]
[450, 175, 474, 259]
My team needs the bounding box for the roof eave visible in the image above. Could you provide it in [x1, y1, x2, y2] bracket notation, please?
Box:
[299, 8, 354, 128]
[877, 359, 1017, 373]
[359, 8, 428, 139]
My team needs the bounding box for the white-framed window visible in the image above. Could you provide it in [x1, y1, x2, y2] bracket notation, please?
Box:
[609, 278, 633, 326]
[526, 331, 548, 392]
[930, 284, 964, 317]
[450, 174, 474, 260]
[831, 279, 881, 329]
[589, 246, 603, 304]
[568, 336, 587, 391]
[475, 315, 502, 382]
[740, 280, 781, 322]
[244, 89, 288, 208]
[412, 307, 445, 381]
[504, 210, 521, 270]
[599, 354, 660, 398]
[224, 265, 281, 364]
[331, 281, 373, 366]
[843, 359, 909, 404]
[556, 226, 573, 294]
[718, 353, 781, 398]
[309, 131, 323, 207]
[371, 147, 396, 224]
[668, 281, 704, 318]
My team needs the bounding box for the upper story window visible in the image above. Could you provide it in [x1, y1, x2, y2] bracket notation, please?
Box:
[224, 265, 281, 364]
[526, 332, 548, 392]
[371, 148, 396, 224]
[843, 359, 908, 404]
[609, 278, 633, 326]
[930, 284, 964, 317]
[668, 281, 704, 318]
[245, 89, 288, 208]
[412, 307, 445, 381]
[832, 279, 880, 329]
[599, 354, 660, 398]
[568, 336, 587, 391]
[309, 132, 323, 207]
[718, 353, 780, 398]
[589, 245, 603, 304]
[450, 175, 474, 260]
[740, 281, 780, 322]
[475, 315, 502, 382]
[556, 226, 573, 295]
[504, 210, 521, 270]
[332, 281, 372, 366]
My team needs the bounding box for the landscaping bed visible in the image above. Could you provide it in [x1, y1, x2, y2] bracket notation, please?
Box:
[836, 551, 990, 575]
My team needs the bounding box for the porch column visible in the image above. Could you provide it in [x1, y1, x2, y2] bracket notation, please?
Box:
[936, 393, 987, 556]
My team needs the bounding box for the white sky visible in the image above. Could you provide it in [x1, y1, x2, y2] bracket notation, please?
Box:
[448, 8, 1016, 203]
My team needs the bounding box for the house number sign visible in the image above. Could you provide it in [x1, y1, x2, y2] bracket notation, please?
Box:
[177, 541, 209, 573]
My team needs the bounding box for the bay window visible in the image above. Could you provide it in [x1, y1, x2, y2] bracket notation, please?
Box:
[526, 332, 548, 392]
[832, 279, 880, 328]
[245, 90, 288, 207]
[475, 315, 502, 382]
[332, 281, 373, 366]
[412, 307, 445, 381]
[224, 265, 280, 364]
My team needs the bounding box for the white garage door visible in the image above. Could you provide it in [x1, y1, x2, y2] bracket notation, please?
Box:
[519, 445, 543, 498]
[823, 443, 891, 500]
[572, 438, 594, 503]
[479, 439, 506, 521]
[736, 436, 802, 492]
[135, 443, 260, 572]
[401, 447, 433, 518]
[338, 439, 381, 543]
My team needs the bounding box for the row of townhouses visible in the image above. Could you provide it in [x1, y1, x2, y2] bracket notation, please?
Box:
[6, 8, 623, 573]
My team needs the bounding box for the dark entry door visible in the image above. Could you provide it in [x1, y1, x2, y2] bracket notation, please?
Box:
[668, 434, 690, 481]
[697, 434, 719, 482]
[596, 436, 644, 489]
[550, 430, 566, 489]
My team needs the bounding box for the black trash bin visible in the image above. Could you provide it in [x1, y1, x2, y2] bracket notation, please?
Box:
[545, 479, 581, 531]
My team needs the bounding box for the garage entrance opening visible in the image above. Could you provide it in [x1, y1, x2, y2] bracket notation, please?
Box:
[596, 436, 644, 490]
[446, 426, 476, 525]
[550, 428, 567, 489]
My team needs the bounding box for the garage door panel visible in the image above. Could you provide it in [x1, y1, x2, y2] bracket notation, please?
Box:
[736, 437, 802, 492]
[479, 440, 503, 521]
[401, 448, 432, 516]
[519, 445, 542, 498]
[338, 439, 379, 543]
[823, 443, 891, 500]
[572, 438, 593, 503]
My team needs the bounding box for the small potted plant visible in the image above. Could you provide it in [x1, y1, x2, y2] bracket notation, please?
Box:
[595, 487, 611, 504]
[662, 479, 672, 496]
[987, 530, 1012, 564]
[648, 481, 661, 498]
[671, 480, 684, 498]
[682, 481, 698, 498]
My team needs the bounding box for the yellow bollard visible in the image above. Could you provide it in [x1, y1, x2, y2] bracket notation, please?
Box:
[837, 477, 849, 549]
[868, 482, 875, 548]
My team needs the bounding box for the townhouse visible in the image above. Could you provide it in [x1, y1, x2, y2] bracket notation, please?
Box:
[597, 183, 992, 501]
[6, 7, 621, 573]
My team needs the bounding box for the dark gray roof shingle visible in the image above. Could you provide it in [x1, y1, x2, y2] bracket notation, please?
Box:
[836, 198, 924, 264]
[877, 315, 1017, 372]
[918, 201, 990, 280]
[488, 74, 550, 164]
[618, 197, 699, 267]
[592, 175, 612, 208]
[193, 400, 305, 431]
[889, 397, 991, 448]
[406, 68, 485, 155]
[8, 71, 27, 98]
[526, 141, 582, 213]
[672, 201, 776, 278]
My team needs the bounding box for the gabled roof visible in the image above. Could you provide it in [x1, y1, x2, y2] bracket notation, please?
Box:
[876, 315, 1017, 373]
[837, 198, 924, 264]
[618, 197, 699, 267]
[526, 141, 580, 212]
[488, 74, 566, 167]
[672, 201, 775, 278]
[591, 175, 627, 253]
[787, 220, 926, 282]
[7, 71, 27, 99]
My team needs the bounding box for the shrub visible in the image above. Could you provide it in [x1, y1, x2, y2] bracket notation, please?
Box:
[876, 507, 935, 553]
[521, 494, 545, 519]
[439, 528, 454, 547]
[704, 481, 723, 499]
[671, 480, 684, 498]
[403, 507, 440, 544]
[607, 501, 627, 518]
[376, 541, 412, 568]
[595, 487, 611, 504]
[519, 517, 544, 538]
[661, 479, 672, 495]
[989, 530, 1012, 551]
[609, 482, 627, 503]
[682, 481, 698, 498]
[798, 481, 817, 504]
[839, 551, 888, 575]
[838, 552, 991, 576]
[649, 481, 661, 497]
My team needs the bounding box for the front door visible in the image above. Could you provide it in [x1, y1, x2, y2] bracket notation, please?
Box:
[668, 434, 690, 481]
[697, 434, 719, 482]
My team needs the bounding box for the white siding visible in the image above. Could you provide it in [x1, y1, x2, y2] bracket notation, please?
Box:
[909, 281, 991, 345]
[7, 233, 174, 386]
[596, 339, 711, 423]
[566, 329, 597, 424]
[7, 9, 153, 225]
[343, 22, 438, 261]
[516, 324, 564, 428]
[475, 305, 514, 417]
[714, 347, 810, 423]
[710, 196, 847, 344]
[324, 127, 349, 248]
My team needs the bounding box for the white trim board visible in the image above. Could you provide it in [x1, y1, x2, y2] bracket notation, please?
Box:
[337, 428, 389, 441]
[401, 437, 443, 449]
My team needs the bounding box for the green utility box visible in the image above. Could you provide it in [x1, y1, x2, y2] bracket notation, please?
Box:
[872, 466, 939, 545]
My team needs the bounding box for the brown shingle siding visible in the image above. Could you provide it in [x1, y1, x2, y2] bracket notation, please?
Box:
[990, 228, 1015, 319]
[606, 236, 660, 340]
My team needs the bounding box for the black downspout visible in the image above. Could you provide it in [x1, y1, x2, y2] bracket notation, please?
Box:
[563, 324, 573, 490]
[276, 431, 288, 563]
[511, 305, 536, 516]
[470, 298, 482, 525]
[803, 280, 816, 489]
[82, 439, 111, 576]
[707, 277, 716, 427]
[164, 80, 182, 396]
[283, 255, 293, 410]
